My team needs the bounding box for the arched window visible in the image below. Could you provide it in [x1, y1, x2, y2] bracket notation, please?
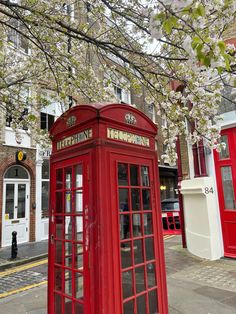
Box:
[5, 166, 29, 179]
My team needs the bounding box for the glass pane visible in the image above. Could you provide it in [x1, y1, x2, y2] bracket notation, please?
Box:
[122, 270, 133, 299]
[54, 267, 62, 291]
[131, 189, 140, 211]
[65, 269, 72, 296]
[144, 213, 153, 235]
[221, 166, 236, 209]
[65, 168, 72, 189]
[145, 238, 155, 261]
[75, 216, 83, 241]
[64, 298, 72, 314]
[55, 216, 63, 239]
[65, 191, 72, 213]
[147, 263, 157, 288]
[56, 169, 63, 189]
[148, 289, 158, 314]
[130, 165, 139, 186]
[55, 293, 62, 314]
[75, 164, 83, 188]
[75, 190, 83, 212]
[56, 192, 63, 214]
[42, 159, 50, 179]
[55, 241, 63, 265]
[134, 239, 144, 264]
[121, 241, 132, 269]
[75, 243, 83, 271]
[137, 294, 146, 314]
[65, 242, 72, 268]
[120, 214, 130, 240]
[142, 190, 151, 210]
[219, 135, 229, 159]
[118, 163, 128, 186]
[135, 266, 145, 293]
[119, 189, 129, 212]
[133, 214, 142, 237]
[5, 184, 14, 219]
[5, 166, 28, 179]
[65, 216, 73, 240]
[42, 181, 49, 218]
[141, 166, 149, 186]
[123, 300, 134, 314]
[75, 272, 83, 299]
[74, 302, 84, 314]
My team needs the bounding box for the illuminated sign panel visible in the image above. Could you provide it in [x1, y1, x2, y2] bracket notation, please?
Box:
[107, 128, 150, 147]
[57, 128, 92, 150]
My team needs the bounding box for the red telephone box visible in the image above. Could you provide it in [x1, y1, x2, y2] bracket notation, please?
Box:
[48, 103, 168, 314]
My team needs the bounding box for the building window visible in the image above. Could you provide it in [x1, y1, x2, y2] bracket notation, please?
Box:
[6, 108, 29, 130]
[148, 104, 156, 124]
[42, 159, 49, 219]
[7, 19, 29, 54]
[40, 112, 55, 131]
[114, 85, 131, 104]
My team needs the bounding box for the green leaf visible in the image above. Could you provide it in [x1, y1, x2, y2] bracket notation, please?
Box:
[163, 20, 172, 35]
[218, 41, 226, 53]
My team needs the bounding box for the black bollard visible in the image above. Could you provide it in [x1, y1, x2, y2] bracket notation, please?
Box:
[11, 231, 18, 259]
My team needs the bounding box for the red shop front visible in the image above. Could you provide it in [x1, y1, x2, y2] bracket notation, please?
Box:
[48, 103, 168, 314]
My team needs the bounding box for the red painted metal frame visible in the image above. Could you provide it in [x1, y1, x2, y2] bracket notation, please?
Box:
[48, 103, 169, 313]
[213, 127, 236, 258]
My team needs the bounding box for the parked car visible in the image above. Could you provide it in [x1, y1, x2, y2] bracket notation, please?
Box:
[161, 198, 181, 232]
[161, 198, 179, 212]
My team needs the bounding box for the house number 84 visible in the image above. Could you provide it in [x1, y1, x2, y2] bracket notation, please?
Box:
[205, 187, 214, 194]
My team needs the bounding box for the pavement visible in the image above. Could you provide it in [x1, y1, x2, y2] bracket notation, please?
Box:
[0, 236, 236, 313]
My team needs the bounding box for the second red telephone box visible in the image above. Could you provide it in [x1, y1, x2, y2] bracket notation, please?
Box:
[48, 103, 168, 314]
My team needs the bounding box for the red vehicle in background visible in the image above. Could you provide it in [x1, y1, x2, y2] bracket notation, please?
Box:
[161, 198, 182, 235]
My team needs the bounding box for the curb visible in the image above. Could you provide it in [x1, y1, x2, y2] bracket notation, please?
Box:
[0, 253, 48, 271]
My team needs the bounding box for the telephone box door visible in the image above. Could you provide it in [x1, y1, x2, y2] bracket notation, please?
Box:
[110, 154, 167, 314]
[48, 154, 90, 314]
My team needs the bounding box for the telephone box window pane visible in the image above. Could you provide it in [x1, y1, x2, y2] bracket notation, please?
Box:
[75, 190, 83, 212]
[75, 216, 83, 241]
[65, 216, 73, 240]
[137, 294, 146, 314]
[144, 213, 153, 235]
[54, 267, 62, 291]
[131, 189, 140, 211]
[65, 192, 72, 213]
[135, 266, 145, 293]
[142, 190, 151, 210]
[75, 244, 83, 270]
[6, 184, 14, 219]
[221, 166, 236, 209]
[148, 289, 158, 314]
[134, 239, 144, 264]
[74, 302, 84, 314]
[17, 184, 26, 218]
[55, 294, 62, 314]
[118, 163, 128, 186]
[120, 214, 130, 240]
[123, 300, 134, 314]
[75, 164, 83, 187]
[65, 242, 72, 268]
[56, 192, 63, 213]
[55, 216, 63, 239]
[75, 272, 83, 299]
[145, 238, 155, 261]
[55, 241, 63, 265]
[147, 263, 157, 288]
[121, 241, 132, 269]
[65, 168, 72, 189]
[133, 214, 142, 237]
[130, 165, 139, 186]
[219, 135, 229, 159]
[122, 270, 133, 299]
[64, 298, 72, 314]
[119, 189, 129, 212]
[141, 166, 150, 186]
[56, 169, 63, 189]
[65, 269, 72, 296]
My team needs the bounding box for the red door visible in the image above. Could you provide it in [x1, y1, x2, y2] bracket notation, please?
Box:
[214, 128, 236, 258]
[48, 154, 91, 313]
[111, 154, 167, 314]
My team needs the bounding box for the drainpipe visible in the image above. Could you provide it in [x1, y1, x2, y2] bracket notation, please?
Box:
[176, 136, 187, 248]
[198, 139, 207, 176]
